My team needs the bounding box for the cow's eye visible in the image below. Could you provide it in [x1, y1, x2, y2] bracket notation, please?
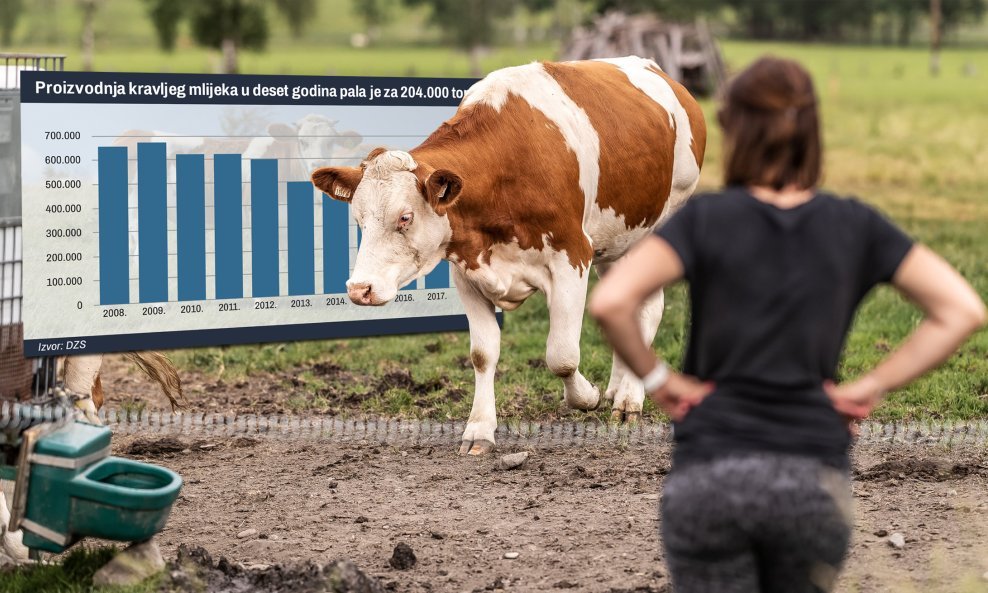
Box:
[397, 212, 413, 230]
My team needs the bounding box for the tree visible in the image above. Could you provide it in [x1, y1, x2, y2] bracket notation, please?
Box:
[592, 0, 721, 20]
[142, 0, 186, 51]
[78, 0, 103, 71]
[142, 0, 319, 74]
[274, 0, 316, 38]
[0, 0, 23, 47]
[352, 0, 396, 44]
[404, 0, 549, 76]
[940, 0, 987, 34]
[188, 0, 269, 74]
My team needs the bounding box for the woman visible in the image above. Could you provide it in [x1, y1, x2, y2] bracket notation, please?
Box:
[589, 57, 986, 593]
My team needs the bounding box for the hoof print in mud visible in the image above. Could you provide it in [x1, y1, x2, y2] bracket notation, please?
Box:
[166, 544, 384, 593]
[388, 542, 417, 570]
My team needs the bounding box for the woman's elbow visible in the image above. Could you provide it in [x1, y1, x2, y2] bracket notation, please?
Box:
[944, 295, 988, 336]
[966, 298, 988, 331]
[589, 290, 624, 323]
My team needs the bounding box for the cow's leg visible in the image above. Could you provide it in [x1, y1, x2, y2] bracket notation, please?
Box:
[0, 485, 29, 563]
[595, 263, 626, 403]
[454, 266, 501, 456]
[608, 287, 665, 423]
[62, 354, 104, 424]
[546, 265, 600, 411]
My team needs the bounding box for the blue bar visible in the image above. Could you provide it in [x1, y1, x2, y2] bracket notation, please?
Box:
[137, 143, 168, 303]
[287, 182, 315, 295]
[176, 154, 206, 301]
[425, 259, 450, 289]
[322, 195, 349, 294]
[214, 154, 244, 299]
[250, 160, 279, 297]
[98, 146, 129, 305]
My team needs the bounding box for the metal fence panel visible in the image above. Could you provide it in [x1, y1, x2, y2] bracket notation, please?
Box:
[0, 89, 18, 224]
[0, 54, 65, 401]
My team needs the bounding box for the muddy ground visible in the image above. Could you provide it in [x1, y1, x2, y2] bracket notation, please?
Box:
[98, 356, 988, 592]
[109, 433, 988, 593]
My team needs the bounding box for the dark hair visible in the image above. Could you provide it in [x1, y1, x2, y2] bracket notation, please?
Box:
[718, 57, 821, 191]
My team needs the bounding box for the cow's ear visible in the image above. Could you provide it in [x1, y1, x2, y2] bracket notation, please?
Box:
[362, 146, 388, 163]
[339, 131, 362, 150]
[312, 166, 362, 203]
[424, 169, 464, 214]
[267, 122, 296, 137]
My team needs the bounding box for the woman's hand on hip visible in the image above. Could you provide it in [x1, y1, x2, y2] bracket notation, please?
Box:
[649, 373, 715, 422]
[824, 376, 885, 421]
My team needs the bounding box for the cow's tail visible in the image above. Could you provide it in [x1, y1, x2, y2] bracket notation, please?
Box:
[123, 351, 185, 410]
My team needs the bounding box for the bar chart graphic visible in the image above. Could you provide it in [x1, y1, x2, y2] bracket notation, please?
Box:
[19, 71, 473, 355]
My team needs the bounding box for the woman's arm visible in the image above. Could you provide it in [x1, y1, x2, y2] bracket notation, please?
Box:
[826, 244, 988, 418]
[590, 236, 683, 377]
[589, 236, 712, 419]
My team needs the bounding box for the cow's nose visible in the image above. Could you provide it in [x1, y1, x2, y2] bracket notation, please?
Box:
[347, 282, 374, 305]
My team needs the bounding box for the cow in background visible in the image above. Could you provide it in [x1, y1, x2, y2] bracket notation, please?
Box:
[243, 114, 367, 181]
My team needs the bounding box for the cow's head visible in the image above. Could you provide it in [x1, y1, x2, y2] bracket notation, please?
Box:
[311, 149, 463, 305]
[270, 115, 364, 171]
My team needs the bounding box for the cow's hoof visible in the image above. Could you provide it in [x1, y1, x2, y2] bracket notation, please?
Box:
[564, 376, 601, 412]
[459, 439, 495, 456]
[609, 409, 641, 424]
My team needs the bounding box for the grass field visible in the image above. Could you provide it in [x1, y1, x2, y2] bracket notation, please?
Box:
[155, 42, 988, 424]
[0, 546, 161, 593]
[12, 36, 988, 423]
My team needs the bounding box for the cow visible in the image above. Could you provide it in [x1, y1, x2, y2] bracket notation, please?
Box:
[244, 114, 367, 179]
[310, 57, 706, 455]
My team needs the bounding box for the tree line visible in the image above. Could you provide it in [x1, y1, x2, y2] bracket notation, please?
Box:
[596, 0, 986, 45]
[1, 0, 984, 75]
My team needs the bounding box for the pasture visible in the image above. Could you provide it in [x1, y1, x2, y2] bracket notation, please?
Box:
[92, 40, 988, 425]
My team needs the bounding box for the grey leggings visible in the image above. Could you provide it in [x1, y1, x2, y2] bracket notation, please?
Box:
[661, 453, 853, 593]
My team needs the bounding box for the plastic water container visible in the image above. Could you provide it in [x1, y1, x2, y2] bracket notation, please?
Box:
[16, 421, 182, 553]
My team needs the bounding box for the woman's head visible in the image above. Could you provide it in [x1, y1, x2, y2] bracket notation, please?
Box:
[718, 57, 821, 191]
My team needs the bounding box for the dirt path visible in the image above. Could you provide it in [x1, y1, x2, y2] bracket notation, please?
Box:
[111, 434, 988, 593]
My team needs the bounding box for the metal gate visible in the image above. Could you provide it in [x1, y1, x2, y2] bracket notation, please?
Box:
[1, 55, 65, 401]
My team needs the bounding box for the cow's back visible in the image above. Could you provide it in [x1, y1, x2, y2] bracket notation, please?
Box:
[460, 57, 706, 264]
[413, 57, 705, 273]
[558, 58, 705, 261]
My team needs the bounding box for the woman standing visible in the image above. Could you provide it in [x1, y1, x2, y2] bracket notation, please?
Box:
[589, 57, 986, 593]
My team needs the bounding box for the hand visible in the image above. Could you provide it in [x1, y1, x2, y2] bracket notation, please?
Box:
[649, 373, 715, 422]
[824, 375, 885, 422]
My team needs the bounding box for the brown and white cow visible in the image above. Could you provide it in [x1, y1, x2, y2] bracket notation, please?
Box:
[311, 57, 706, 455]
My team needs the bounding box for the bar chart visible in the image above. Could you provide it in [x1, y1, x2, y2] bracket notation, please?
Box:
[19, 71, 473, 355]
[94, 143, 451, 306]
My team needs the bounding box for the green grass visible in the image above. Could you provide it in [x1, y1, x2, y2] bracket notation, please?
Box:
[157, 40, 988, 424]
[0, 546, 160, 593]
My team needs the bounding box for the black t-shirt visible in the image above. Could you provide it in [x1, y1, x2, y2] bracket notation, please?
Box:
[655, 187, 914, 468]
